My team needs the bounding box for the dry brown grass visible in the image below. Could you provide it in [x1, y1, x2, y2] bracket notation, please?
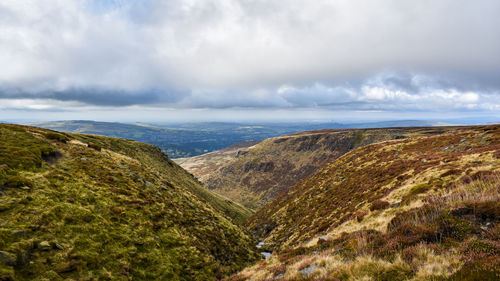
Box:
[229, 145, 500, 281]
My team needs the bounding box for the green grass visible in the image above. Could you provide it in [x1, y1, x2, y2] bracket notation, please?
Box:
[0, 123, 259, 280]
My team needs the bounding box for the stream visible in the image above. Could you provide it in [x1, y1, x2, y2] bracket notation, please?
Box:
[256, 241, 272, 260]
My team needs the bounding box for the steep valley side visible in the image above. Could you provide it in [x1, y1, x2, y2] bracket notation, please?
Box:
[229, 125, 500, 281]
[179, 127, 469, 210]
[0, 123, 258, 281]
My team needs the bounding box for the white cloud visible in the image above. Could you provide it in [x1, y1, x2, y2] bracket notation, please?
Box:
[0, 0, 499, 116]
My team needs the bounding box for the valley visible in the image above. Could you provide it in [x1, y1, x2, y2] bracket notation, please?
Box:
[1, 123, 498, 280]
[178, 127, 466, 210]
[3, 2, 498, 280]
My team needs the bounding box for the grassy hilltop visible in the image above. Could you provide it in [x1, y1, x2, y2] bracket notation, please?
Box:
[0, 123, 257, 280]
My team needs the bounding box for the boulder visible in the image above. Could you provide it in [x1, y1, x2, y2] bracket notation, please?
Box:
[39, 241, 51, 251]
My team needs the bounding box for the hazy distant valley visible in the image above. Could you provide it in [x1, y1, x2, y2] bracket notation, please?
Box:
[27, 120, 449, 159]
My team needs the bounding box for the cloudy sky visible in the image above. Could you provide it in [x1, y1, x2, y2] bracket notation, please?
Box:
[0, 0, 499, 122]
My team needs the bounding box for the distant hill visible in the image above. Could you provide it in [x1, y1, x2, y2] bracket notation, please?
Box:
[0, 123, 257, 280]
[229, 125, 500, 281]
[178, 127, 459, 210]
[26, 120, 448, 159]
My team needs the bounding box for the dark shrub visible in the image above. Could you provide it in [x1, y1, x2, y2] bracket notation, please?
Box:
[4, 174, 32, 188]
[440, 169, 462, 177]
[88, 142, 102, 151]
[44, 132, 69, 143]
[370, 200, 390, 211]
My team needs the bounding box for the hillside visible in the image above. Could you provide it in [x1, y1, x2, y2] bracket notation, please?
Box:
[180, 127, 462, 210]
[0, 123, 258, 280]
[175, 140, 261, 182]
[229, 125, 500, 280]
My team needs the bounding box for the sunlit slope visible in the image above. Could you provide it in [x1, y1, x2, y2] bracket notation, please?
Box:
[248, 125, 499, 249]
[229, 125, 499, 281]
[0, 123, 258, 280]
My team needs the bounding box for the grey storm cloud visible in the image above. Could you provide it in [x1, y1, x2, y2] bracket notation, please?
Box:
[0, 0, 499, 112]
[0, 87, 186, 106]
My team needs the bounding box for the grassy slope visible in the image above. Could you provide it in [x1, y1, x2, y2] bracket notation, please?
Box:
[230, 125, 500, 281]
[175, 140, 262, 182]
[0, 123, 258, 280]
[185, 127, 460, 210]
[67, 133, 253, 225]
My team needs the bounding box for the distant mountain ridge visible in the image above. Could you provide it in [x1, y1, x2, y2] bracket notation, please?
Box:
[25, 120, 449, 159]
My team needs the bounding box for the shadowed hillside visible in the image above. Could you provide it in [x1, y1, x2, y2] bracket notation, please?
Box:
[0, 123, 258, 280]
[180, 127, 464, 210]
[228, 125, 499, 281]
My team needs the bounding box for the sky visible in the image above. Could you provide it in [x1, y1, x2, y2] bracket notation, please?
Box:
[0, 0, 499, 123]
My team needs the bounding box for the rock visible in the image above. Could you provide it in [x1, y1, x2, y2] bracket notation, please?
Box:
[236, 150, 248, 157]
[11, 230, 27, 237]
[0, 251, 16, 266]
[39, 241, 51, 251]
[51, 242, 64, 250]
[299, 265, 318, 276]
[55, 260, 79, 273]
[334, 248, 345, 254]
